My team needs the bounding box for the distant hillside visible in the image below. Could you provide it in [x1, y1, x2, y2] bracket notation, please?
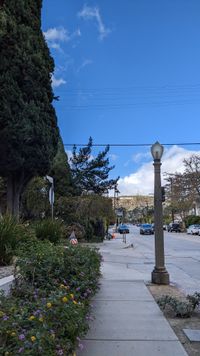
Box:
[112, 195, 154, 211]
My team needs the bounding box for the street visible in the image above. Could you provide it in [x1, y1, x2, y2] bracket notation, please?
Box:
[104, 225, 200, 295]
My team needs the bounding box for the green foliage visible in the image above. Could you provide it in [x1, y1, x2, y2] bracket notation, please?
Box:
[0, 177, 6, 214]
[21, 177, 50, 219]
[187, 292, 200, 309]
[157, 294, 199, 318]
[71, 137, 119, 195]
[35, 219, 64, 244]
[0, 0, 59, 216]
[0, 215, 22, 266]
[50, 137, 74, 198]
[0, 240, 101, 355]
[184, 215, 200, 227]
[55, 195, 114, 242]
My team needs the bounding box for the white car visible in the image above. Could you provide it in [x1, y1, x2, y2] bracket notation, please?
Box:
[187, 224, 200, 235]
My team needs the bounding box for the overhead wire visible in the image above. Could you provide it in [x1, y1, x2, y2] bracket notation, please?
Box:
[63, 142, 200, 147]
[54, 83, 200, 110]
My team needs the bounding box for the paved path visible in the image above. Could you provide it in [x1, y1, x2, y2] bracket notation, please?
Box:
[77, 237, 188, 356]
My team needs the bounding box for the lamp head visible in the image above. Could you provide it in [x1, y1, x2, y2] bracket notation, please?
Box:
[151, 141, 164, 160]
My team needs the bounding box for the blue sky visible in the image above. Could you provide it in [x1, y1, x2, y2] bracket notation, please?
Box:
[42, 0, 200, 195]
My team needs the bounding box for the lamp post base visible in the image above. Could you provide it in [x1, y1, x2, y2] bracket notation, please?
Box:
[151, 268, 169, 285]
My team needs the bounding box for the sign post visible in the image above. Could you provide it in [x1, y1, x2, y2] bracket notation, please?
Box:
[46, 175, 54, 220]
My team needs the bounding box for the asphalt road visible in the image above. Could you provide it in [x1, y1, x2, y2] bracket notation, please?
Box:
[107, 225, 200, 295]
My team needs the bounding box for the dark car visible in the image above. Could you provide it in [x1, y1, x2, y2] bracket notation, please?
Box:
[118, 224, 130, 234]
[167, 223, 181, 233]
[140, 224, 154, 235]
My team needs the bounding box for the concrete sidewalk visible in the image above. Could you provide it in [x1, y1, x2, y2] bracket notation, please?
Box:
[77, 240, 188, 356]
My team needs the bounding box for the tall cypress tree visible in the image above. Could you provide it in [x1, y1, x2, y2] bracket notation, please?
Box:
[50, 136, 74, 197]
[0, 0, 59, 217]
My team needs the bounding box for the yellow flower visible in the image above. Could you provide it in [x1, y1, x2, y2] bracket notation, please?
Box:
[51, 333, 55, 339]
[46, 302, 52, 309]
[29, 315, 35, 321]
[70, 293, 74, 299]
[11, 332, 16, 337]
[5, 352, 10, 356]
[60, 284, 65, 289]
[39, 317, 44, 322]
[73, 353, 76, 356]
[73, 300, 78, 305]
[31, 336, 36, 342]
[0, 311, 4, 317]
[62, 296, 68, 303]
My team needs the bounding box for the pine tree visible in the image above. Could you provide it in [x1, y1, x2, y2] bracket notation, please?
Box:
[70, 137, 119, 195]
[0, 0, 59, 218]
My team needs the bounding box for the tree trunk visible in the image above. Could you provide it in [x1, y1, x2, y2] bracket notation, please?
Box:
[7, 174, 25, 220]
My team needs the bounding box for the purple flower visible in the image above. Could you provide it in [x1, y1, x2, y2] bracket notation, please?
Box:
[3, 315, 9, 321]
[57, 350, 64, 355]
[18, 348, 24, 353]
[33, 309, 41, 316]
[19, 334, 25, 341]
[76, 287, 81, 291]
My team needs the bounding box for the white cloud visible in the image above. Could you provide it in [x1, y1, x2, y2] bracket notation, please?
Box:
[118, 146, 200, 196]
[109, 154, 118, 161]
[78, 5, 111, 40]
[132, 152, 151, 163]
[43, 27, 81, 50]
[65, 150, 73, 164]
[52, 75, 66, 88]
[77, 59, 93, 73]
[44, 27, 68, 42]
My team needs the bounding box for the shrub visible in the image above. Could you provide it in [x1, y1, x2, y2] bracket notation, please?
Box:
[0, 240, 101, 355]
[187, 292, 200, 309]
[0, 215, 23, 266]
[35, 219, 64, 244]
[184, 215, 200, 227]
[157, 295, 195, 318]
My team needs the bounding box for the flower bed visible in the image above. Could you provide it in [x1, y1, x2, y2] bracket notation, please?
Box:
[0, 240, 101, 355]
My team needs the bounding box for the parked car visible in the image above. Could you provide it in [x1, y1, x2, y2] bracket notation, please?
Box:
[167, 223, 181, 233]
[140, 224, 154, 235]
[187, 224, 200, 235]
[118, 224, 130, 234]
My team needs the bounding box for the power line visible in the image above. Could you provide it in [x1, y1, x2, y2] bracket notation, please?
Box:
[64, 142, 200, 147]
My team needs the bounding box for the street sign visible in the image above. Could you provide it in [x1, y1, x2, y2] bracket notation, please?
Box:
[46, 175, 53, 184]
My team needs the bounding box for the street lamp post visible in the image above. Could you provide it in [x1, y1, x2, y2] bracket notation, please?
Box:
[151, 142, 169, 285]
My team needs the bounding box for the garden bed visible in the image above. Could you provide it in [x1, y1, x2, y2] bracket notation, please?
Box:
[0, 240, 101, 355]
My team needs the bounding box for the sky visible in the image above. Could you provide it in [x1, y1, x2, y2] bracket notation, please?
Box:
[42, 0, 200, 196]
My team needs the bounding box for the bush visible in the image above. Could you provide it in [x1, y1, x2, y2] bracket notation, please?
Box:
[184, 215, 200, 227]
[157, 294, 199, 318]
[0, 240, 101, 355]
[35, 219, 64, 244]
[0, 215, 23, 266]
